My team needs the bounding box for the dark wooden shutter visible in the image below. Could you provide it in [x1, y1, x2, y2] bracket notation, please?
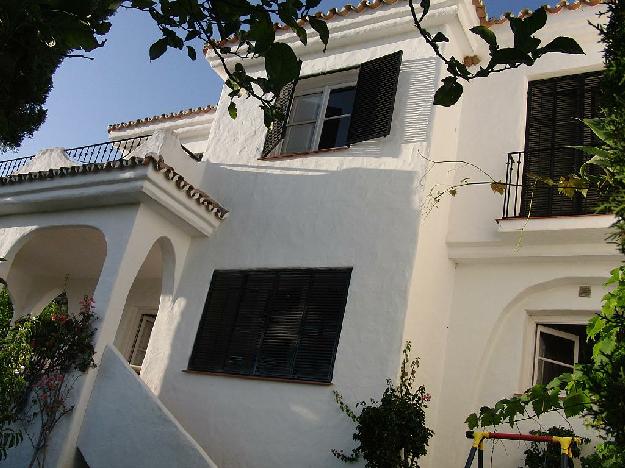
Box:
[292, 269, 351, 382]
[521, 71, 603, 217]
[188, 271, 246, 372]
[188, 268, 352, 383]
[347, 50, 403, 145]
[260, 81, 297, 158]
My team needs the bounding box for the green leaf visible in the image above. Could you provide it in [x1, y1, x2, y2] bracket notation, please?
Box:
[433, 77, 463, 106]
[292, 24, 307, 46]
[186, 46, 196, 60]
[432, 32, 449, 43]
[563, 391, 590, 417]
[248, 15, 275, 54]
[465, 413, 479, 429]
[582, 118, 612, 145]
[264, 42, 301, 89]
[420, 0, 430, 17]
[523, 6, 547, 36]
[491, 47, 532, 65]
[538, 37, 584, 55]
[149, 38, 168, 60]
[228, 101, 237, 119]
[309, 16, 329, 48]
[470, 26, 497, 48]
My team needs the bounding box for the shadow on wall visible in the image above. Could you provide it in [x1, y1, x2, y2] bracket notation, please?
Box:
[148, 162, 423, 468]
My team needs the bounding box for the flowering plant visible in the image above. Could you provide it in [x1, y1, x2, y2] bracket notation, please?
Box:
[0, 294, 96, 466]
[332, 342, 434, 468]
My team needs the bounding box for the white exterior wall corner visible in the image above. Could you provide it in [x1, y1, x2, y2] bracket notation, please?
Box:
[138, 2, 485, 468]
[427, 4, 618, 467]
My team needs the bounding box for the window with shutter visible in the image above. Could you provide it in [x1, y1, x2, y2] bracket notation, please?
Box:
[188, 268, 352, 383]
[521, 71, 603, 217]
[260, 51, 403, 158]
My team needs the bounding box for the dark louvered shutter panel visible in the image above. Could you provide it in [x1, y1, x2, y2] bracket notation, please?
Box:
[292, 269, 351, 382]
[261, 81, 297, 158]
[189, 268, 352, 383]
[521, 71, 603, 217]
[254, 270, 310, 377]
[188, 271, 246, 372]
[347, 51, 403, 145]
[223, 271, 274, 374]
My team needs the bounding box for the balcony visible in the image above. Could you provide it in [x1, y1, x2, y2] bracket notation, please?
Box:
[502, 146, 603, 219]
[0, 136, 201, 177]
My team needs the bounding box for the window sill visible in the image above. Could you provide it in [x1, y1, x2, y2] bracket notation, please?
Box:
[497, 213, 615, 233]
[182, 369, 333, 386]
[259, 146, 349, 161]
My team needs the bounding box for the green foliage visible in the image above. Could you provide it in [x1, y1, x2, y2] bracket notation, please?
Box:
[0, 286, 14, 334]
[125, 0, 322, 127]
[407, 3, 583, 106]
[0, 1, 118, 150]
[465, 266, 625, 465]
[524, 427, 582, 468]
[333, 342, 433, 468]
[0, 296, 97, 464]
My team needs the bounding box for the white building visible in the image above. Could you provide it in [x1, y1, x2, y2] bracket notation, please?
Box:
[0, 0, 616, 466]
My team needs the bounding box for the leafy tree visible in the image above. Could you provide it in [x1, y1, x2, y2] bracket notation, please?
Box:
[1, 0, 584, 149]
[0, 1, 118, 150]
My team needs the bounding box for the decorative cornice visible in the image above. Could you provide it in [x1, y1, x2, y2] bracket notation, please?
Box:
[108, 105, 216, 132]
[207, 0, 604, 51]
[208, 0, 405, 50]
[0, 155, 228, 220]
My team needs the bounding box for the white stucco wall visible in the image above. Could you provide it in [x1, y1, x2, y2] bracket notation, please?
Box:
[0, 1, 617, 467]
[138, 2, 483, 467]
[78, 346, 217, 468]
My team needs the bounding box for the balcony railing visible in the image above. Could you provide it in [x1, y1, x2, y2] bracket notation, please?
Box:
[503, 146, 602, 219]
[0, 136, 150, 177]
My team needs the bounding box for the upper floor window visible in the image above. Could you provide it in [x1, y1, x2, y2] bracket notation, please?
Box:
[261, 51, 403, 158]
[188, 268, 352, 383]
[283, 85, 356, 154]
[519, 71, 603, 217]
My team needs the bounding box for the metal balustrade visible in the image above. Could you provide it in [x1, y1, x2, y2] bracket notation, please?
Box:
[0, 136, 201, 177]
[0, 136, 149, 177]
[502, 146, 602, 219]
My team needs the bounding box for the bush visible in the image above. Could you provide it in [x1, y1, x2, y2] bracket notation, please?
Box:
[333, 342, 433, 468]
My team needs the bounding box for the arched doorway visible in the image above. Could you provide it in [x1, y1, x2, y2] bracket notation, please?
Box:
[114, 238, 174, 374]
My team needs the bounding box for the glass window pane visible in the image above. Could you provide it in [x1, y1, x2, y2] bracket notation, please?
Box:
[290, 93, 323, 123]
[325, 87, 356, 118]
[318, 116, 351, 150]
[536, 359, 572, 385]
[283, 123, 316, 153]
[538, 331, 576, 364]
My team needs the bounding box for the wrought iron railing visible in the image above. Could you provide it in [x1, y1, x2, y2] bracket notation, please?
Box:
[0, 136, 149, 177]
[503, 146, 602, 219]
[0, 136, 201, 177]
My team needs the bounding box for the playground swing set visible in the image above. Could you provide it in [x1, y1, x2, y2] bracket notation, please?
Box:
[464, 431, 583, 468]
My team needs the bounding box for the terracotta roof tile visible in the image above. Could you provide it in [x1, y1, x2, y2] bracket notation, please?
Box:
[208, 0, 604, 50]
[0, 155, 228, 220]
[108, 105, 216, 132]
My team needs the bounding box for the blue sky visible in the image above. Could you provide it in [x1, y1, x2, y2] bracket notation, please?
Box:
[4, 0, 548, 159]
